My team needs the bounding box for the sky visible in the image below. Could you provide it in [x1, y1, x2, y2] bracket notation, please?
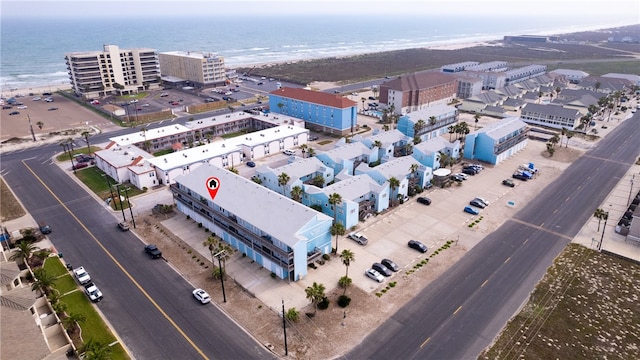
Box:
[1, 0, 639, 19]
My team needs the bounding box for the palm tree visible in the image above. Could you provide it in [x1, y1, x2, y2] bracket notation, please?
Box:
[290, 186, 303, 202]
[312, 174, 325, 187]
[448, 125, 455, 141]
[340, 249, 355, 296]
[546, 142, 555, 157]
[62, 312, 87, 332]
[307, 148, 316, 158]
[593, 208, 608, 232]
[372, 86, 378, 98]
[300, 144, 308, 158]
[305, 282, 326, 315]
[277, 102, 284, 113]
[413, 119, 426, 137]
[328, 192, 343, 252]
[330, 223, 345, 255]
[9, 240, 39, 265]
[428, 116, 437, 128]
[409, 163, 419, 179]
[594, 81, 601, 93]
[373, 140, 382, 149]
[36, 121, 44, 130]
[81, 130, 92, 154]
[549, 134, 560, 148]
[361, 97, 366, 110]
[79, 339, 112, 360]
[538, 90, 544, 103]
[278, 172, 290, 196]
[473, 113, 481, 130]
[31, 268, 55, 296]
[382, 124, 390, 132]
[388, 177, 400, 206]
[203, 235, 233, 268]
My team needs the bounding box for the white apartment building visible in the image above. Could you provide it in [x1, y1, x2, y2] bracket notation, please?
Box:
[158, 51, 226, 87]
[65, 44, 161, 99]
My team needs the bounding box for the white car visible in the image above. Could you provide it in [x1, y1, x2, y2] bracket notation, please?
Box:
[32, 96, 41, 101]
[73, 266, 91, 284]
[474, 197, 490, 206]
[193, 288, 211, 304]
[283, 149, 296, 156]
[365, 268, 384, 283]
[454, 173, 468, 180]
[84, 282, 103, 302]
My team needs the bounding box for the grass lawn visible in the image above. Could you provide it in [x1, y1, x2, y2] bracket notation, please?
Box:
[55, 146, 101, 162]
[0, 177, 26, 221]
[74, 167, 146, 210]
[43, 256, 68, 277]
[53, 273, 78, 295]
[153, 149, 174, 156]
[116, 92, 148, 102]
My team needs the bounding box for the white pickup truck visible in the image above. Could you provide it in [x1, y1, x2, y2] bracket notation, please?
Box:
[84, 282, 103, 302]
[72, 266, 91, 284]
[348, 232, 368, 245]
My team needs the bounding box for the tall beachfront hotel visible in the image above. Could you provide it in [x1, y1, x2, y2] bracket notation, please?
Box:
[65, 44, 161, 99]
[158, 51, 226, 87]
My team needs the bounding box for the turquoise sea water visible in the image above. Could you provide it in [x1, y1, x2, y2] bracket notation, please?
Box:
[0, 14, 634, 90]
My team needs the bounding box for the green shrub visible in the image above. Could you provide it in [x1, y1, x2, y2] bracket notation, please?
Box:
[389, 282, 397, 288]
[337, 295, 351, 308]
[285, 307, 300, 322]
[318, 297, 330, 310]
[339, 276, 352, 288]
[322, 254, 331, 260]
[375, 292, 382, 297]
[271, 272, 276, 278]
[198, 222, 203, 228]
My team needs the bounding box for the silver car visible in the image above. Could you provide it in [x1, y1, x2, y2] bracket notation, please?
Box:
[365, 268, 384, 283]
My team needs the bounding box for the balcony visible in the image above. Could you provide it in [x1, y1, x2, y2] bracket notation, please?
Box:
[494, 128, 530, 155]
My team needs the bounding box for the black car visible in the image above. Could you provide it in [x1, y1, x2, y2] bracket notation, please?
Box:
[144, 244, 162, 259]
[368, 96, 376, 100]
[408, 240, 428, 253]
[381, 258, 399, 272]
[469, 199, 486, 209]
[462, 168, 477, 176]
[502, 179, 515, 187]
[512, 173, 529, 181]
[372, 262, 392, 277]
[246, 161, 256, 167]
[9, 111, 20, 115]
[39, 224, 52, 234]
[417, 197, 431, 205]
[48, 107, 59, 111]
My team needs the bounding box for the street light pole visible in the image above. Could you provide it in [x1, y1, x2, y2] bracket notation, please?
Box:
[214, 250, 227, 303]
[27, 114, 36, 141]
[282, 299, 288, 356]
[597, 211, 609, 251]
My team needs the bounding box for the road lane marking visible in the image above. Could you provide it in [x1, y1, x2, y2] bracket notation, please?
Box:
[504, 257, 511, 264]
[420, 337, 431, 348]
[453, 306, 462, 315]
[481, 279, 489, 287]
[509, 218, 573, 240]
[22, 160, 209, 360]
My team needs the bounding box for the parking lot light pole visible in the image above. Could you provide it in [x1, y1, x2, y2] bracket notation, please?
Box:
[213, 250, 227, 303]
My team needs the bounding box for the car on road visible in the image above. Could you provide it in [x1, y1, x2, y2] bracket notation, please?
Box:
[469, 199, 486, 209]
[365, 268, 384, 283]
[192, 288, 211, 304]
[464, 206, 480, 215]
[2, 105, 12, 109]
[246, 161, 256, 167]
[9, 111, 19, 115]
[381, 258, 400, 272]
[39, 224, 52, 234]
[502, 179, 515, 187]
[144, 244, 162, 259]
[118, 222, 130, 231]
[408, 239, 428, 253]
[44, 97, 54, 102]
[372, 262, 392, 277]
[48, 107, 58, 111]
[348, 232, 368, 245]
[73, 266, 91, 284]
[91, 100, 100, 105]
[17, 105, 28, 109]
[84, 282, 103, 302]
[368, 96, 376, 100]
[416, 197, 431, 205]
[257, 82, 264, 85]
[512, 173, 529, 181]
[283, 149, 296, 156]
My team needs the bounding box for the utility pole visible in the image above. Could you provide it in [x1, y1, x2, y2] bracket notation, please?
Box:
[102, 174, 115, 206]
[282, 299, 288, 356]
[123, 187, 136, 228]
[116, 185, 126, 222]
[597, 211, 609, 251]
[214, 250, 227, 302]
[27, 114, 36, 141]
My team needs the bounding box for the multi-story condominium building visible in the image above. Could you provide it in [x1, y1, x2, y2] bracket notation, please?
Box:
[255, 157, 335, 197]
[463, 117, 529, 165]
[158, 51, 226, 87]
[379, 73, 457, 115]
[454, 76, 484, 99]
[65, 44, 161, 99]
[171, 164, 333, 281]
[520, 103, 582, 130]
[465, 61, 508, 72]
[396, 104, 458, 142]
[269, 87, 358, 136]
[505, 65, 547, 86]
[352, 129, 412, 162]
[549, 69, 589, 83]
[441, 61, 480, 73]
[459, 70, 506, 90]
[315, 142, 379, 176]
[412, 137, 460, 170]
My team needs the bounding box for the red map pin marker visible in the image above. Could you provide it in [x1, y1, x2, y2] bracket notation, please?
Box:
[206, 176, 220, 201]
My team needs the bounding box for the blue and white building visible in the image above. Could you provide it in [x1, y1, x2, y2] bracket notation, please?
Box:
[254, 156, 335, 196]
[463, 117, 529, 165]
[315, 142, 380, 176]
[356, 156, 432, 205]
[412, 137, 461, 170]
[396, 105, 458, 142]
[171, 164, 333, 281]
[269, 87, 358, 136]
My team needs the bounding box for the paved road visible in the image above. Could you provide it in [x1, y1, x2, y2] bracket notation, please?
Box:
[347, 113, 640, 359]
[2, 141, 273, 358]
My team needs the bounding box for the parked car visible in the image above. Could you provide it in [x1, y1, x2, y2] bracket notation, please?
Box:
[144, 244, 162, 259]
[117, 222, 130, 231]
[408, 240, 428, 253]
[454, 173, 468, 180]
[84, 282, 103, 302]
[9, 111, 19, 115]
[192, 288, 211, 304]
[283, 149, 296, 156]
[2, 106, 12, 109]
[464, 206, 480, 215]
[450, 174, 464, 182]
[246, 161, 256, 167]
[502, 179, 515, 187]
[512, 173, 529, 181]
[469, 199, 486, 209]
[474, 197, 490, 207]
[372, 262, 392, 277]
[32, 96, 41, 101]
[348, 232, 368, 245]
[381, 258, 400, 272]
[416, 197, 431, 205]
[16, 105, 28, 109]
[368, 96, 376, 100]
[39, 224, 52, 234]
[365, 268, 384, 283]
[72, 162, 89, 170]
[308, 135, 319, 141]
[73, 266, 91, 284]
[461, 168, 477, 176]
[48, 107, 59, 111]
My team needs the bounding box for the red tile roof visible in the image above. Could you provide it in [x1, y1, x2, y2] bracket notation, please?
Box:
[383, 72, 457, 91]
[269, 87, 357, 109]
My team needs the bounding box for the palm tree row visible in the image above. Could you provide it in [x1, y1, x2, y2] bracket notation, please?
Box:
[447, 122, 470, 142]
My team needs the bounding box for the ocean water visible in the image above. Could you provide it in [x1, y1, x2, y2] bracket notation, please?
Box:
[0, 14, 633, 90]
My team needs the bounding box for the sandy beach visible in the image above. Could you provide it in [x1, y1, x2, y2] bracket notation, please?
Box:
[0, 83, 72, 99]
